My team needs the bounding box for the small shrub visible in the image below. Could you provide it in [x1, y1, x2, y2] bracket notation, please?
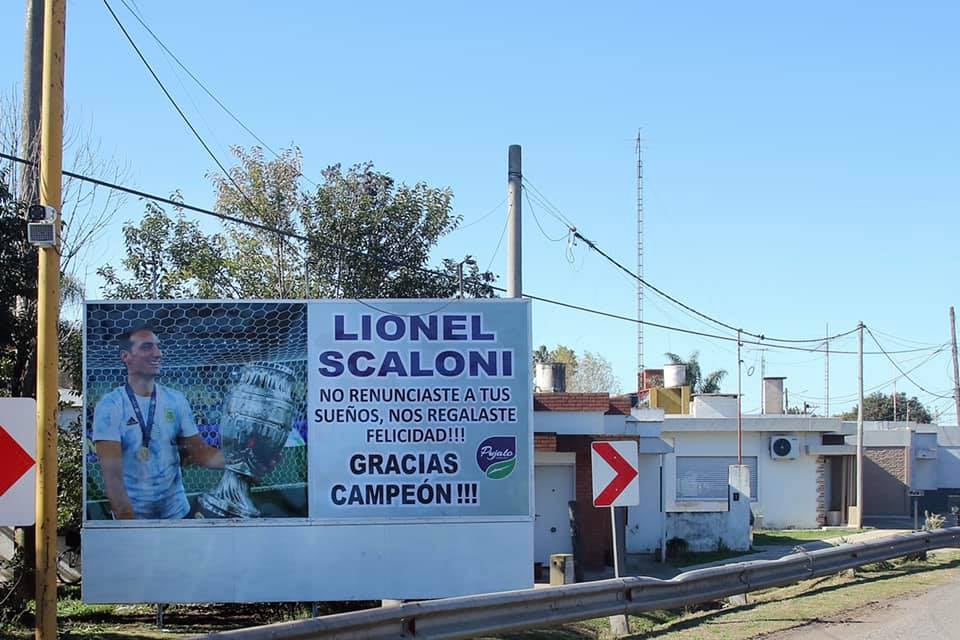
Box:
[924, 511, 946, 531]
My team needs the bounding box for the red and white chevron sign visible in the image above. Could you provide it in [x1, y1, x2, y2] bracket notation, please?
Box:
[591, 441, 639, 507]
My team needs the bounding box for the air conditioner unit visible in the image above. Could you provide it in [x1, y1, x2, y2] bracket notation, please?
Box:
[770, 435, 800, 460]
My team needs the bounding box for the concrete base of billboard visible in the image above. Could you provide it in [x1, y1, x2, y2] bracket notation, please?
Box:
[82, 519, 533, 603]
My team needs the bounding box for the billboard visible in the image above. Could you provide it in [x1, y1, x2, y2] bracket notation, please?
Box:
[82, 299, 532, 602]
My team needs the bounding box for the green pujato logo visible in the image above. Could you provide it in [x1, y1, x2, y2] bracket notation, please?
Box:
[476, 436, 517, 479]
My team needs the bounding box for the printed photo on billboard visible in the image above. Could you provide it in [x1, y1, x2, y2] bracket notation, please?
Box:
[84, 301, 309, 521]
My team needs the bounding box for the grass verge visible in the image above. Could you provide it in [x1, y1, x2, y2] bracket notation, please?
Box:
[668, 548, 756, 568]
[1, 552, 952, 639]
[482, 552, 960, 640]
[752, 528, 868, 547]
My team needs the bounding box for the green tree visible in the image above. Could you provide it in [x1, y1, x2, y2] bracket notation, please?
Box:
[664, 351, 727, 394]
[300, 161, 493, 298]
[841, 392, 932, 424]
[98, 199, 231, 299]
[211, 146, 305, 298]
[0, 169, 37, 397]
[102, 147, 495, 300]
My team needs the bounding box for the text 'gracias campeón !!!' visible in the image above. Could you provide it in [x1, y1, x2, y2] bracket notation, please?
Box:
[317, 313, 515, 378]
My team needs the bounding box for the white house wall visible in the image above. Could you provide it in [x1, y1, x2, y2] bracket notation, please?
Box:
[937, 448, 960, 487]
[533, 411, 606, 435]
[912, 432, 939, 490]
[663, 431, 820, 530]
[625, 455, 663, 554]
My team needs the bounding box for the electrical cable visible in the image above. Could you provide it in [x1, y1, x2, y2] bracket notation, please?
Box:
[520, 177, 576, 228]
[865, 327, 953, 399]
[869, 328, 944, 349]
[573, 227, 859, 345]
[83, 14, 896, 354]
[0, 150, 946, 358]
[102, 0, 263, 221]
[791, 346, 950, 403]
[452, 198, 507, 232]
[520, 177, 866, 346]
[523, 188, 568, 242]
[114, 0, 288, 169]
[110, 0, 506, 241]
[485, 209, 511, 273]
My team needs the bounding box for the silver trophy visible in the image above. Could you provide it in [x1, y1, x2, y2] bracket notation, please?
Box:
[199, 363, 297, 518]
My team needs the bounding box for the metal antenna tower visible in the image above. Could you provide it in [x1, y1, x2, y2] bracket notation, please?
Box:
[636, 131, 644, 379]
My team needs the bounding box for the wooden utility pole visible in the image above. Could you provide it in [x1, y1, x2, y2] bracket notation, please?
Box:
[951, 307, 960, 426]
[36, 0, 65, 637]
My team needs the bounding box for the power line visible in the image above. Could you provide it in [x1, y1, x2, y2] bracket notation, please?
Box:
[0, 151, 946, 358]
[866, 327, 953, 399]
[520, 177, 576, 228]
[869, 327, 944, 349]
[523, 189, 568, 242]
[453, 198, 507, 232]
[109, 0, 504, 242]
[83, 10, 877, 355]
[114, 0, 289, 169]
[573, 227, 860, 344]
[102, 0, 261, 220]
[521, 178, 863, 346]
[791, 346, 950, 404]
[485, 209, 510, 273]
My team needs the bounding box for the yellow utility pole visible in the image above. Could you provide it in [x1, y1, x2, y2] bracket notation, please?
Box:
[36, 0, 65, 637]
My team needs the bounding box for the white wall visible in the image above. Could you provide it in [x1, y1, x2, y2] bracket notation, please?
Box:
[533, 410, 606, 435]
[625, 455, 663, 554]
[938, 449, 960, 488]
[662, 431, 820, 530]
[912, 432, 939, 490]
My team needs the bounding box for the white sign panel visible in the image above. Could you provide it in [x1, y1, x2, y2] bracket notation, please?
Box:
[81, 299, 533, 603]
[591, 440, 639, 507]
[308, 301, 530, 518]
[0, 398, 37, 526]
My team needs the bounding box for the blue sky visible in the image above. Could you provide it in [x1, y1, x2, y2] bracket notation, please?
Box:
[2, 1, 957, 422]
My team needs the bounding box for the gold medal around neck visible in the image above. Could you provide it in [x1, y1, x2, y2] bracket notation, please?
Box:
[137, 446, 151, 462]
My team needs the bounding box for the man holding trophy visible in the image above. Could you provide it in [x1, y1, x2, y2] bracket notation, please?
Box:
[93, 326, 225, 519]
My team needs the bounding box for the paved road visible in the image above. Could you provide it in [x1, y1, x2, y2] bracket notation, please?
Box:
[768, 577, 960, 640]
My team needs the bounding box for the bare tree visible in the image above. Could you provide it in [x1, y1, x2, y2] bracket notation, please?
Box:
[567, 351, 622, 394]
[0, 91, 129, 396]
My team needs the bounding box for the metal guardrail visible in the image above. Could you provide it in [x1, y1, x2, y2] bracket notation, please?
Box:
[201, 528, 960, 640]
